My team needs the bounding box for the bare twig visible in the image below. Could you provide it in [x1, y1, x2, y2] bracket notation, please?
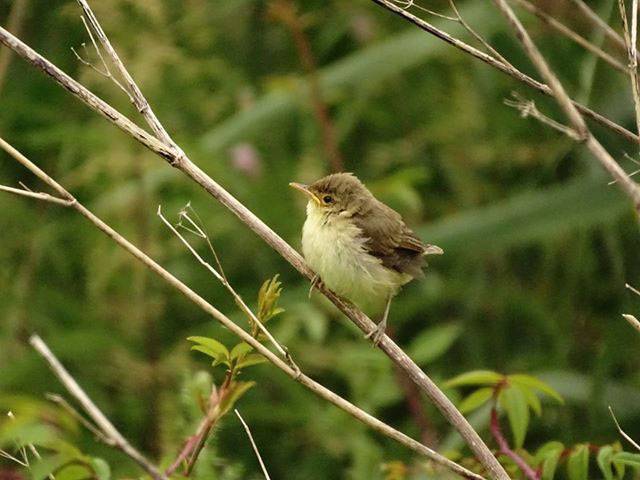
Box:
[609, 406, 640, 452]
[504, 92, 584, 141]
[0, 25, 502, 479]
[235, 409, 272, 480]
[157, 206, 294, 366]
[512, 0, 627, 73]
[29, 335, 168, 480]
[0, 137, 482, 480]
[74, 0, 181, 153]
[447, 0, 513, 67]
[569, 0, 627, 51]
[490, 408, 538, 480]
[71, 16, 131, 100]
[626, 282, 640, 296]
[622, 314, 640, 332]
[368, 0, 638, 143]
[618, 0, 640, 135]
[45, 393, 110, 444]
[492, 0, 640, 211]
[0, 184, 74, 206]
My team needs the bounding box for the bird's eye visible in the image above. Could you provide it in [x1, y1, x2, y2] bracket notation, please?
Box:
[322, 195, 333, 204]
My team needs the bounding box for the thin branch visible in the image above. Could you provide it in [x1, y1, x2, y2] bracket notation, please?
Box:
[618, 0, 640, 135]
[512, 0, 627, 73]
[0, 137, 482, 480]
[185, 374, 232, 475]
[492, 0, 640, 212]
[622, 314, 640, 333]
[609, 406, 640, 452]
[71, 16, 131, 100]
[447, 0, 513, 67]
[74, 0, 181, 152]
[626, 282, 640, 296]
[0, 26, 503, 479]
[45, 393, 110, 444]
[569, 0, 627, 51]
[157, 206, 293, 364]
[393, 0, 459, 22]
[367, 0, 638, 143]
[504, 92, 584, 141]
[235, 409, 272, 480]
[490, 409, 538, 480]
[0, 184, 74, 206]
[29, 335, 168, 480]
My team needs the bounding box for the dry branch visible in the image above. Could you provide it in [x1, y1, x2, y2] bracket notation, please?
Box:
[512, 0, 626, 73]
[29, 335, 168, 480]
[0, 137, 482, 480]
[0, 17, 507, 479]
[618, 0, 640, 135]
[235, 409, 272, 480]
[569, 0, 626, 50]
[492, 0, 640, 211]
[368, 0, 638, 143]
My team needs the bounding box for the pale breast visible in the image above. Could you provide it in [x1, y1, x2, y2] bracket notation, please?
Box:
[301, 203, 409, 314]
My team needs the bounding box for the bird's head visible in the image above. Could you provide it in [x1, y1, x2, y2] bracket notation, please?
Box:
[289, 173, 371, 217]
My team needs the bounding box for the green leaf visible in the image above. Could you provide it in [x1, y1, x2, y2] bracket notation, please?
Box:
[0, 421, 56, 448]
[190, 346, 230, 368]
[90, 458, 111, 480]
[535, 442, 564, 480]
[597, 446, 615, 480]
[29, 454, 70, 480]
[188, 336, 229, 357]
[498, 385, 530, 449]
[257, 275, 284, 323]
[509, 374, 564, 404]
[613, 451, 640, 469]
[237, 353, 268, 369]
[444, 370, 503, 388]
[219, 381, 256, 416]
[188, 336, 230, 366]
[230, 342, 253, 360]
[458, 387, 494, 414]
[518, 384, 542, 417]
[567, 444, 589, 480]
[407, 323, 462, 365]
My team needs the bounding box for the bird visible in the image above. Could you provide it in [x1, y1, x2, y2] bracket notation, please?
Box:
[290, 172, 443, 345]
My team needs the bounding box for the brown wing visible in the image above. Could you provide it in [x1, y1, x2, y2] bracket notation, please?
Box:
[352, 200, 428, 278]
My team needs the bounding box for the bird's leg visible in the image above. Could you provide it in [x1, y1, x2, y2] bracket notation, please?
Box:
[308, 274, 323, 299]
[365, 296, 392, 346]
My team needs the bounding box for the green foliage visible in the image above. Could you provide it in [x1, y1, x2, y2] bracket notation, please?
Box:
[3, 0, 640, 478]
[536, 442, 564, 480]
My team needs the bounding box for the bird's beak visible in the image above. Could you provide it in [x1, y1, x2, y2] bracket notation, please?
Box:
[424, 244, 444, 255]
[289, 182, 321, 205]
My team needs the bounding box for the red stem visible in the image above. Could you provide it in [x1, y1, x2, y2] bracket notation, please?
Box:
[489, 408, 539, 480]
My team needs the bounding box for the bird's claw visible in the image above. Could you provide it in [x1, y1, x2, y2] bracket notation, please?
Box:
[284, 349, 302, 379]
[364, 322, 387, 347]
[308, 274, 323, 299]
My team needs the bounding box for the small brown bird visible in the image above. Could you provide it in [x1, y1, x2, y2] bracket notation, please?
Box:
[290, 173, 443, 344]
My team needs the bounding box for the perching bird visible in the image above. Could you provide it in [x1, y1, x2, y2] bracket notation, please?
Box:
[290, 173, 443, 344]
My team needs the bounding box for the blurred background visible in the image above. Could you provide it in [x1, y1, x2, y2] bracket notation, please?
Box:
[2, 0, 640, 478]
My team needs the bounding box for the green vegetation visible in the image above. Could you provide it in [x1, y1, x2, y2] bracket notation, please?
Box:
[2, 0, 640, 478]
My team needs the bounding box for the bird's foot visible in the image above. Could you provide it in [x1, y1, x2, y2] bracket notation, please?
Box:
[308, 274, 323, 299]
[364, 320, 387, 347]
